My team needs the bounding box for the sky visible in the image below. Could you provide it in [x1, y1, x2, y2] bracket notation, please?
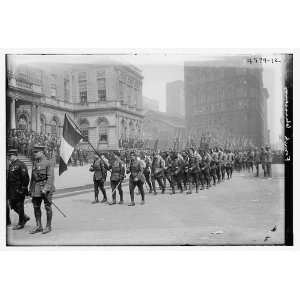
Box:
[9, 53, 284, 146]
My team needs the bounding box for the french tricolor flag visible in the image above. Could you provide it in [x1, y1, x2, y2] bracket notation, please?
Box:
[59, 114, 83, 176]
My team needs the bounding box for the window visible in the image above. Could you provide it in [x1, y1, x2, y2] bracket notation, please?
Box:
[50, 84, 57, 98]
[80, 91, 87, 104]
[80, 120, 89, 142]
[64, 78, 70, 101]
[97, 78, 106, 101]
[79, 72, 87, 104]
[81, 129, 89, 142]
[51, 120, 58, 135]
[98, 118, 109, 144]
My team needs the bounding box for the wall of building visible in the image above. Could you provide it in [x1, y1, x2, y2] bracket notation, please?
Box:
[184, 64, 266, 147]
[166, 80, 185, 117]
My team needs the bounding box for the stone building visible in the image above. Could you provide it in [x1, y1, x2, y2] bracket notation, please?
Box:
[142, 110, 185, 150]
[166, 80, 185, 117]
[184, 58, 268, 147]
[6, 58, 144, 150]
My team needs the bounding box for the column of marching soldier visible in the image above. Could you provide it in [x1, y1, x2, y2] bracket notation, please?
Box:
[6, 144, 273, 234]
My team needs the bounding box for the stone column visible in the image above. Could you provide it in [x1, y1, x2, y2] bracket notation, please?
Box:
[10, 98, 16, 129]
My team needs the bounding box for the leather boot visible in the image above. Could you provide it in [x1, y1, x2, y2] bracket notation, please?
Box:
[92, 193, 99, 204]
[43, 207, 52, 234]
[30, 208, 43, 234]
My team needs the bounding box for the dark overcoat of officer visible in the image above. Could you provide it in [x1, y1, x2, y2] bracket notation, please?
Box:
[89, 154, 108, 204]
[29, 145, 55, 234]
[7, 149, 30, 230]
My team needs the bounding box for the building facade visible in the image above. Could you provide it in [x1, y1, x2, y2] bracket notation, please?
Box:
[184, 59, 268, 147]
[142, 110, 185, 150]
[143, 96, 159, 112]
[7, 59, 144, 150]
[166, 80, 185, 117]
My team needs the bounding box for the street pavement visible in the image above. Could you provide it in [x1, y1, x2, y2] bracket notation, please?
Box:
[7, 165, 285, 246]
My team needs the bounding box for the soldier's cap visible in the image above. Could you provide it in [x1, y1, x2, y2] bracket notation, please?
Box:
[33, 145, 45, 152]
[7, 149, 18, 156]
[265, 145, 270, 149]
[130, 151, 136, 155]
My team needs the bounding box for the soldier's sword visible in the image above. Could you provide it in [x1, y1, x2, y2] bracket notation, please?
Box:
[51, 200, 67, 218]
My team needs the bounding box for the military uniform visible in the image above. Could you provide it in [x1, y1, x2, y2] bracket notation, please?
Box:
[265, 147, 272, 177]
[108, 155, 125, 205]
[201, 152, 211, 188]
[7, 149, 30, 229]
[219, 150, 226, 181]
[226, 151, 234, 179]
[186, 154, 200, 194]
[254, 149, 260, 177]
[127, 154, 145, 206]
[169, 154, 184, 194]
[29, 146, 55, 234]
[89, 156, 108, 203]
[151, 155, 166, 195]
[143, 156, 153, 193]
[248, 150, 254, 172]
[210, 151, 218, 185]
[260, 148, 266, 177]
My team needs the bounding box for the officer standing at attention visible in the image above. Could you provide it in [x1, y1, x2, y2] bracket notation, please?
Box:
[108, 151, 125, 205]
[7, 149, 30, 230]
[89, 154, 109, 204]
[127, 151, 145, 206]
[29, 145, 55, 234]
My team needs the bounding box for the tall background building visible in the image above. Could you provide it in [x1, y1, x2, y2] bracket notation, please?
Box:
[6, 59, 144, 150]
[184, 59, 269, 148]
[166, 80, 185, 117]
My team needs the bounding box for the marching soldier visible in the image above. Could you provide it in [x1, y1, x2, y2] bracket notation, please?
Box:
[108, 151, 125, 205]
[29, 145, 55, 234]
[226, 150, 234, 179]
[265, 145, 273, 177]
[89, 153, 109, 204]
[127, 151, 145, 206]
[210, 149, 218, 186]
[151, 151, 166, 195]
[169, 151, 184, 194]
[186, 149, 200, 194]
[260, 147, 267, 177]
[143, 154, 153, 193]
[201, 150, 211, 189]
[254, 147, 261, 177]
[181, 152, 189, 191]
[7, 149, 30, 230]
[248, 149, 254, 173]
[219, 148, 226, 181]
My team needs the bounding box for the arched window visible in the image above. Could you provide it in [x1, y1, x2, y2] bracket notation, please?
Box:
[98, 118, 109, 144]
[79, 119, 89, 142]
[18, 114, 28, 130]
[51, 117, 59, 135]
[40, 115, 46, 134]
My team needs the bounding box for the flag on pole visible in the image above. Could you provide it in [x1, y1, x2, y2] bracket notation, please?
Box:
[59, 114, 83, 175]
